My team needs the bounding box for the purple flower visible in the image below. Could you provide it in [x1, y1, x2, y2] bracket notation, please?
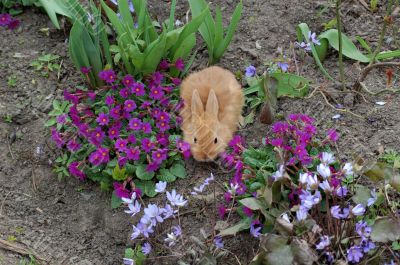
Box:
[356, 221, 372, 239]
[308, 31, 321, 46]
[144, 204, 164, 223]
[351, 204, 366, 216]
[105, 95, 115, 106]
[51, 128, 64, 148]
[327, 129, 339, 142]
[156, 133, 169, 147]
[96, 113, 109, 125]
[89, 128, 105, 146]
[243, 206, 253, 217]
[141, 138, 154, 152]
[141, 122, 152, 134]
[214, 236, 224, 249]
[250, 220, 262, 238]
[0, 14, 12, 26]
[118, 156, 127, 167]
[166, 189, 187, 207]
[174, 58, 184, 71]
[152, 149, 167, 163]
[125, 147, 140, 161]
[114, 182, 132, 199]
[127, 134, 136, 143]
[367, 189, 377, 206]
[360, 240, 375, 253]
[115, 138, 128, 152]
[7, 19, 20, 30]
[122, 74, 135, 88]
[218, 205, 227, 219]
[347, 245, 364, 263]
[124, 100, 137, 112]
[331, 205, 349, 219]
[67, 139, 81, 152]
[108, 126, 120, 139]
[155, 181, 167, 193]
[316, 235, 330, 250]
[277, 61, 289, 72]
[110, 105, 121, 119]
[128, 118, 142, 131]
[172, 225, 182, 237]
[171, 77, 181, 86]
[156, 121, 170, 132]
[80, 66, 92, 74]
[149, 86, 164, 100]
[317, 163, 331, 179]
[119, 88, 130, 98]
[159, 59, 169, 70]
[296, 205, 308, 221]
[336, 186, 348, 197]
[162, 204, 176, 219]
[147, 161, 161, 172]
[125, 201, 141, 216]
[245, 65, 256, 77]
[132, 82, 145, 96]
[99, 69, 117, 83]
[142, 242, 151, 255]
[123, 258, 134, 265]
[89, 147, 109, 166]
[68, 162, 86, 180]
[295, 41, 311, 51]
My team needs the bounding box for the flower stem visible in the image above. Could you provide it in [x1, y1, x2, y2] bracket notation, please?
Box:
[336, 0, 346, 90]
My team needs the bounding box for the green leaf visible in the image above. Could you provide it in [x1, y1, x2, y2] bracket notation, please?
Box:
[141, 31, 167, 74]
[297, 23, 334, 81]
[124, 248, 135, 259]
[355, 36, 372, 54]
[218, 219, 250, 236]
[376, 49, 400, 61]
[214, 0, 243, 62]
[112, 165, 127, 181]
[167, 0, 176, 31]
[352, 185, 372, 205]
[45, 118, 57, 127]
[269, 73, 309, 98]
[157, 168, 177, 183]
[240, 197, 264, 210]
[258, 234, 293, 265]
[170, 163, 186, 178]
[319, 29, 370, 63]
[111, 191, 123, 209]
[135, 180, 157, 197]
[136, 165, 155, 180]
[36, 0, 72, 29]
[117, 0, 135, 30]
[371, 217, 400, 243]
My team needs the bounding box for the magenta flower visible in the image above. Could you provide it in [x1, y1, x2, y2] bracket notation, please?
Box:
[171, 77, 181, 86]
[327, 129, 339, 142]
[87, 91, 96, 101]
[141, 138, 154, 152]
[126, 147, 140, 161]
[77, 123, 90, 137]
[124, 100, 137, 112]
[151, 108, 161, 118]
[7, 19, 20, 30]
[243, 206, 253, 217]
[159, 59, 169, 70]
[89, 147, 109, 166]
[51, 128, 64, 148]
[89, 128, 105, 146]
[113, 182, 131, 199]
[174, 58, 184, 71]
[108, 126, 120, 139]
[128, 134, 137, 144]
[156, 121, 170, 132]
[132, 82, 145, 96]
[152, 149, 167, 163]
[120, 88, 130, 98]
[115, 138, 128, 152]
[141, 122, 152, 134]
[122, 74, 135, 88]
[347, 246, 363, 263]
[129, 118, 142, 131]
[96, 113, 109, 126]
[140, 101, 151, 109]
[56, 114, 67, 124]
[218, 205, 227, 219]
[68, 162, 86, 181]
[149, 86, 164, 100]
[0, 14, 12, 26]
[110, 105, 121, 119]
[151, 72, 164, 85]
[99, 69, 117, 83]
[105, 95, 115, 106]
[63, 89, 79, 104]
[80, 66, 92, 74]
[67, 139, 81, 152]
[118, 156, 127, 168]
[146, 161, 161, 172]
[156, 133, 169, 147]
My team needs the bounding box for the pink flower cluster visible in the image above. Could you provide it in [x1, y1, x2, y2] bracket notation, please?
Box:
[51, 62, 190, 192]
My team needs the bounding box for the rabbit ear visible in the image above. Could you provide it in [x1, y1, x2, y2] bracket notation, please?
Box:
[206, 89, 219, 118]
[191, 90, 204, 117]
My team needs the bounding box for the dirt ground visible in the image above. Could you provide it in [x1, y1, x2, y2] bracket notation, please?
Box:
[0, 1, 399, 264]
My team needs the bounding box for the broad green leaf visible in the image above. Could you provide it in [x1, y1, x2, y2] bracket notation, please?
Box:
[117, 0, 134, 30]
[101, 0, 125, 37]
[157, 169, 177, 183]
[135, 180, 157, 197]
[136, 165, 155, 180]
[218, 219, 250, 236]
[142, 31, 167, 74]
[45, 118, 57, 127]
[371, 217, 400, 243]
[319, 29, 370, 63]
[167, 0, 176, 32]
[297, 23, 334, 81]
[259, 234, 293, 265]
[352, 185, 371, 205]
[376, 50, 400, 61]
[170, 163, 186, 178]
[172, 33, 196, 62]
[239, 197, 264, 210]
[37, 0, 72, 29]
[111, 192, 123, 209]
[270, 73, 309, 98]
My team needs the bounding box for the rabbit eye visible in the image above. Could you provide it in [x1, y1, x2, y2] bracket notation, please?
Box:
[194, 137, 197, 143]
[214, 138, 218, 144]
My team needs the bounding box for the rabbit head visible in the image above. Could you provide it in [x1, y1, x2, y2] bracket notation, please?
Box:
[184, 89, 232, 161]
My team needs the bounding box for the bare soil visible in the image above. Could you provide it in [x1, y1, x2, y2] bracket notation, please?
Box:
[0, 1, 399, 265]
